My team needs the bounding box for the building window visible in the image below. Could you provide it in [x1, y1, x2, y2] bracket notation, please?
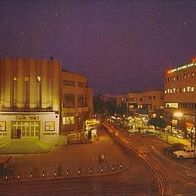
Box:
[153, 96, 156, 100]
[12, 76, 17, 107]
[78, 81, 85, 88]
[187, 86, 191, 92]
[183, 88, 186, 93]
[37, 76, 41, 82]
[77, 95, 85, 107]
[63, 94, 75, 108]
[24, 76, 30, 107]
[63, 116, 74, 125]
[37, 76, 42, 107]
[63, 80, 75, 87]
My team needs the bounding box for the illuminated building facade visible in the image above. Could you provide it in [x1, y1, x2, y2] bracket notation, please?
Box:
[61, 70, 93, 134]
[0, 57, 93, 144]
[164, 58, 196, 128]
[0, 57, 61, 144]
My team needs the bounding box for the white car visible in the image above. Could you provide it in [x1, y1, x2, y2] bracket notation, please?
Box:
[173, 148, 196, 159]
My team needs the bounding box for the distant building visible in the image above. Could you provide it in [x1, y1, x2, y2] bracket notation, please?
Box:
[140, 91, 164, 113]
[0, 57, 93, 144]
[164, 58, 196, 128]
[101, 90, 164, 115]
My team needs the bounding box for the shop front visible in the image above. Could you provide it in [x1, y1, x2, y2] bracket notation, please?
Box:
[0, 112, 59, 144]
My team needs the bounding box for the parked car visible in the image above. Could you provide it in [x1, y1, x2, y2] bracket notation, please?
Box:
[172, 147, 196, 159]
[163, 143, 185, 155]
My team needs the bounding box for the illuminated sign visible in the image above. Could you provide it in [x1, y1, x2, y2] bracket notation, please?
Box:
[167, 61, 196, 74]
[16, 115, 39, 121]
[85, 119, 99, 126]
[165, 102, 178, 108]
[0, 121, 6, 131]
[192, 58, 196, 63]
[45, 121, 55, 131]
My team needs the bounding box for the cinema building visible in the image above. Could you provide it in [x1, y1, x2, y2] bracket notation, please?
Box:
[164, 58, 196, 130]
[0, 57, 93, 144]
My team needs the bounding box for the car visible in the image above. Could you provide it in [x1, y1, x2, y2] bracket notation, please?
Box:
[172, 147, 196, 159]
[176, 133, 184, 139]
[163, 143, 186, 155]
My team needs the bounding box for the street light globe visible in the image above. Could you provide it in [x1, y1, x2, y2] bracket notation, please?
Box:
[173, 111, 183, 119]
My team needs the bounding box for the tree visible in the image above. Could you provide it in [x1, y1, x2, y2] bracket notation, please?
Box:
[93, 96, 106, 115]
[148, 117, 167, 129]
[118, 102, 127, 116]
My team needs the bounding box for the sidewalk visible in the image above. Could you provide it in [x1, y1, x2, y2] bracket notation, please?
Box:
[0, 131, 131, 182]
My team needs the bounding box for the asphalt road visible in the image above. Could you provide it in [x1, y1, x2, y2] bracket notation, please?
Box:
[103, 121, 196, 196]
[0, 129, 158, 196]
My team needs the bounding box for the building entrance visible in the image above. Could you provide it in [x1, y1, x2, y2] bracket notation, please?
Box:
[11, 121, 40, 139]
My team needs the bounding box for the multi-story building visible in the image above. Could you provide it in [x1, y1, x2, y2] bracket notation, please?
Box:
[141, 91, 164, 113]
[61, 70, 93, 134]
[0, 57, 93, 144]
[0, 57, 61, 144]
[100, 90, 164, 115]
[164, 58, 196, 129]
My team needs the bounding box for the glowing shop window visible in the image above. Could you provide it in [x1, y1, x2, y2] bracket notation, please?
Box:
[63, 116, 74, 125]
[0, 121, 6, 131]
[45, 121, 55, 131]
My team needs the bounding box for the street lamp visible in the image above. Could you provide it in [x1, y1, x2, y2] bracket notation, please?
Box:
[173, 111, 183, 119]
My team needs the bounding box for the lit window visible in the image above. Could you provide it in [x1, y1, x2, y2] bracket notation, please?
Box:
[173, 88, 176, 93]
[13, 77, 17, 81]
[25, 76, 29, 82]
[187, 86, 190, 92]
[183, 88, 186, 92]
[173, 77, 176, 81]
[190, 87, 194, 92]
[37, 76, 41, 82]
[164, 90, 167, 94]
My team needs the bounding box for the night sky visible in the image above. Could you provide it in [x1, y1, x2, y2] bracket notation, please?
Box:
[0, 0, 196, 95]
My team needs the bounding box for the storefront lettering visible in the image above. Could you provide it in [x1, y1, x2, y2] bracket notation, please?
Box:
[16, 115, 39, 121]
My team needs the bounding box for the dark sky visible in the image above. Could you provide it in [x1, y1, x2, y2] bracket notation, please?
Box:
[0, 0, 196, 95]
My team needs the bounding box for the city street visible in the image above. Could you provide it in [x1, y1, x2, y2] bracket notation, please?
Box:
[103, 121, 196, 195]
[0, 129, 158, 195]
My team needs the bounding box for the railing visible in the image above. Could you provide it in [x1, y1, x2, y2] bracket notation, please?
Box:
[0, 161, 131, 183]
